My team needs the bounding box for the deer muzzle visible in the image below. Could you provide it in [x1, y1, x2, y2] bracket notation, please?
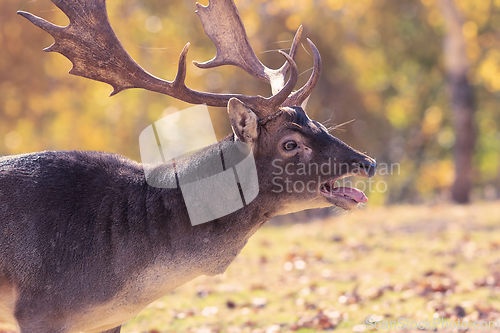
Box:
[319, 157, 377, 209]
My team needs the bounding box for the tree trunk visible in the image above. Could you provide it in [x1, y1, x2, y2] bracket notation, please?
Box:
[438, 0, 475, 204]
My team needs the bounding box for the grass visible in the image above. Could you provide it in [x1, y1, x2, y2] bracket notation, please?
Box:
[2, 202, 500, 333]
[122, 201, 500, 333]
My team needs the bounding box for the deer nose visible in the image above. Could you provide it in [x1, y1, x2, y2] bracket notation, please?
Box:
[351, 157, 377, 177]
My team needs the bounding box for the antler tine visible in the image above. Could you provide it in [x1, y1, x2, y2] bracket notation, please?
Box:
[272, 26, 303, 95]
[17, 11, 63, 37]
[283, 39, 322, 108]
[264, 51, 299, 112]
[194, 0, 302, 96]
[232, 50, 297, 117]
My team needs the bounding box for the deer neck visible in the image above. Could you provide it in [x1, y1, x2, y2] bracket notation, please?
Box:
[141, 135, 280, 280]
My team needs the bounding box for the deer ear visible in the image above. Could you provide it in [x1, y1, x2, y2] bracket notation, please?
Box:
[227, 98, 259, 143]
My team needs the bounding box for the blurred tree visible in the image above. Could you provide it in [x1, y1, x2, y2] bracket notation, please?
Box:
[438, 0, 475, 204]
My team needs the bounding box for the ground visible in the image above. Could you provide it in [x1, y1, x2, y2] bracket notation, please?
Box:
[1, 201, 500, 333]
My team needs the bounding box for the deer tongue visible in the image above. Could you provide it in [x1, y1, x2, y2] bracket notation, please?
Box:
[331, 187, 368, 203]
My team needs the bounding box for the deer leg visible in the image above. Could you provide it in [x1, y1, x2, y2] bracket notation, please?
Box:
[100, 326, 122, 333]
[17, 323, 67, 333]
[15, 303, 67, 333]
[18, 323, 121, 333]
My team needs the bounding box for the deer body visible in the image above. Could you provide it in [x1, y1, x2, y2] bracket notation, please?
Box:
[5, 0, 377, 331]
[0, 147, 264, 332]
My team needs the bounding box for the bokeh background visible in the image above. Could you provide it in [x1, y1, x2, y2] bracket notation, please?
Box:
[1, 0, 500, 332]
[2, 0, 500, 205]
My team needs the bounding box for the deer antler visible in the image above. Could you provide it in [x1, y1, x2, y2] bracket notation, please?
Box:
[17, 0, 318, 116]
[282, 39, 322, 108]
[194, 0, 302, 96]
[194, 0, 322, 107]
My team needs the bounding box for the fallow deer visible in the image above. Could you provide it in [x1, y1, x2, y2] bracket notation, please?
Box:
[0, 0, 377, 331]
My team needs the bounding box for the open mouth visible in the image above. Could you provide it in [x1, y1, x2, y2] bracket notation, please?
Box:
[319, 175, 368, 207]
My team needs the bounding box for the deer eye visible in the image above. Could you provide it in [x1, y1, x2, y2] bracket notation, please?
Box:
[283, 140, 298, 151]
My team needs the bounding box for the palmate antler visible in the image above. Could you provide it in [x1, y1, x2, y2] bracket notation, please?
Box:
[18, 0, 321, 117]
